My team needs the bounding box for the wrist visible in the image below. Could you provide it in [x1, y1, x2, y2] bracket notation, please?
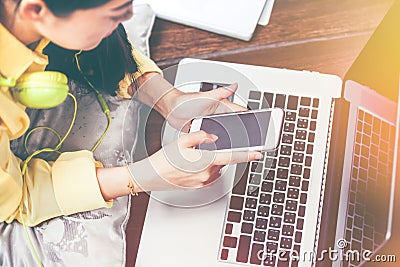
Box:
[127, 158, 179, 192]
[136, 73, 184, 119]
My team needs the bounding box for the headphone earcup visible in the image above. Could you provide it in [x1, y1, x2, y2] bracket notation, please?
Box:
[12, 71, 69, 109]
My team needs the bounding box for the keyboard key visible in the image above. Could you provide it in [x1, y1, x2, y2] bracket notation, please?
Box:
[284, 123, 295, 133]
[286, 200, 298, 211]
[296, 130, 307, 140]
[282, 134, 294, 144]
[232, 166, 248, 195]
[260, 193, 272, 205]
[271, 204, 284, 216]
[248, 101, 259, 110]
[287, 96, 298, 110]
[275, 180, 287, 191]
[255, 218, 268, 230]
[292, 153, 304, 163]
[300, 97, 311, 106]
[273, 192, 285, 203]
[254, 230, 266, 242]
[249, 91, 262, 100]
[220, 248, 229, 260]
[268, 229, 280, 241]
[274, 94, 286, 108]
[311, 109, 318, 119]
[299, 107, 310, 117]
[295, 231, 302, 243]
[300, 193, 307, 204]
[308, 132, 315, 143]
[294, 141, 305, 151]
[261, 181, 273, 192]
[280, 237, 293, 249]
[298, 206, 306, 217]
[354, 215, 363, 228]
[245, 198, 257, 209]
[247, 185, 259, 197]
[251, 162, 263, 173]
[289, 176, 301, 187]
[277, 168, 289, 179]
[262, 93, 274, 109]
[278, 157, 290, 167]
[282, 225, 295, 236]
[225, 223, 233, 234]
[280, 145, 292, 156]
[303, 168, 311, 179]
[223, 236, 237, 248]
[296, 218, 304, 230]
[264, 169, 275, 180]
[269, 216, 282, 228]
[291, 164, 303, 175]
[249, 173, 262, 185]
[285, 111, 297, 121]
[250, 243, 264, 265]
[265, 158, 277, 170]
[227, 211, 241, 223]
[284, 212, 296, 224]
[297, 119, 309, 129]
[266, 242, 278, 253]
[241, 222, 253, 234]
[305, 156, 312, 167]
[264, 254, 276, 266]
[229, 196, 244, 210]
[288, 188, 299, 199]
[312, 98, 319, 108]
[243, 210, 256, 221]
[306, 144, 314, 154]
[237, 235, 251, 263]
[257, 205, 270, 217]
[310, 121, 316, 131]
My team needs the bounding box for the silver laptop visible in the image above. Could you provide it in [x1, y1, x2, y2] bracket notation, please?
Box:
[135, 56, 398, 267]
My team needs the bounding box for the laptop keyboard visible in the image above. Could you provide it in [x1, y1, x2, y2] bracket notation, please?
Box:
[343, 109, 395, 267]
[219, 90, 320, 266]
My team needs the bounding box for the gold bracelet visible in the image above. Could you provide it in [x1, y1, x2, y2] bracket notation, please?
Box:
[126, 166, 138, 196]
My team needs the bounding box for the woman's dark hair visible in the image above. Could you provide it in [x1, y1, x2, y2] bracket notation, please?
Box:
[1, 0, 113, 21]
[43, 0, 111, 17]
[44, 23, 138, 95]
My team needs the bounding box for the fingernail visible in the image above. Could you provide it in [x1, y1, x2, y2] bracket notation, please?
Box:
[211, 134, 219, 141]
[254, 152, 263, 160]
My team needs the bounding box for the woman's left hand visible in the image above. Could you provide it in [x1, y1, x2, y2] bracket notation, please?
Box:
[166, 83, 246, 132]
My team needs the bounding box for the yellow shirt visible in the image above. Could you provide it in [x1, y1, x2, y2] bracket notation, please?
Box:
[0, 23, 161, 226]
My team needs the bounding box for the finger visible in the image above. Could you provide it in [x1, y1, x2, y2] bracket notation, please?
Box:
[213, 150, 263, 165]
[215, 99, 247, 114]
[179, 130, 218, 147]
[204, 83, 238, 102]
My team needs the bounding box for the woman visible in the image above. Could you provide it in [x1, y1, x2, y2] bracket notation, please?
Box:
[0, 0, 262, 265]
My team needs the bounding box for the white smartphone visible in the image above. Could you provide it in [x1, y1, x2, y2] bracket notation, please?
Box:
[189, 108, 284, 151]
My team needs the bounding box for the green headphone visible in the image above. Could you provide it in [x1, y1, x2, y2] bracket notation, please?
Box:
[0, 71, 69, 109]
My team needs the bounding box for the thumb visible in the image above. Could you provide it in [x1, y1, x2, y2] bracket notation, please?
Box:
[179, 130, 218, 147]
[205, 83, 238, 101]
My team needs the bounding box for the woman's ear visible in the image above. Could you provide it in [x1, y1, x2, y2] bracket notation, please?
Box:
[17, 0, 48, 22]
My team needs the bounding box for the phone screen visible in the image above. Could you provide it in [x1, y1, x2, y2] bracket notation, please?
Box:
[196, 110, 271, 150]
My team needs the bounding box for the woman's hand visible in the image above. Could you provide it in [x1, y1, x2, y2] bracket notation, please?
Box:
[127, 130, 263, 191]
[166, 83, 246, 132]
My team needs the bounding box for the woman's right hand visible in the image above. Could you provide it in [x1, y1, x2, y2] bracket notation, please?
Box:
[128, 130, 263, 191]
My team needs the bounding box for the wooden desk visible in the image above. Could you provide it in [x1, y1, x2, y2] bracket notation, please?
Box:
[126, 0, 394, 266]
